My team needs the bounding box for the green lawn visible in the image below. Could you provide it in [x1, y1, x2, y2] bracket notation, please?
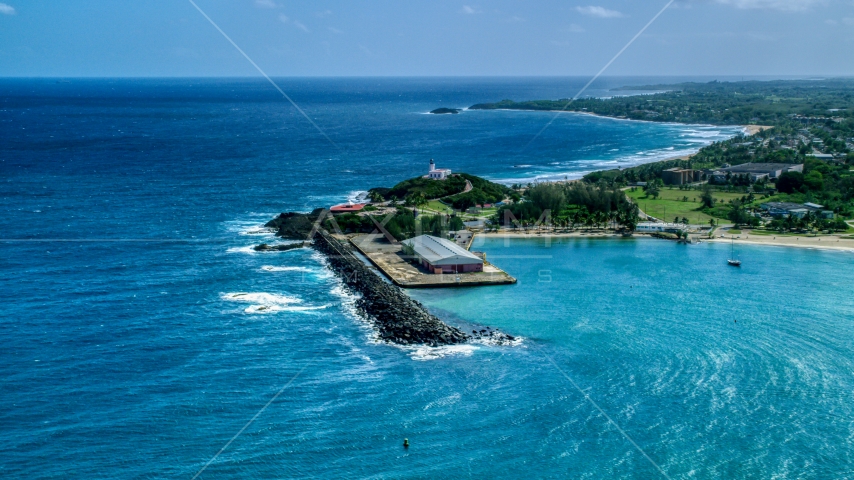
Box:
[626, 187, 750, 225]
[422, 200, 499, 221]
[424, 200, 454, 214]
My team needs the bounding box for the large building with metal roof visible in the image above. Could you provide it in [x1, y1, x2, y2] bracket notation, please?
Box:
[713, 163, 803, 182]
[401, 235, 483, 274]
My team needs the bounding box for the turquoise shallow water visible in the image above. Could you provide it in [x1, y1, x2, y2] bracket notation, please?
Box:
[2, 78, 852, 478]
[410, 237, 854, 478]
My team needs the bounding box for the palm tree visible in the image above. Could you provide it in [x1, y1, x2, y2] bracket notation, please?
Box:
[369, 191, 385, 204]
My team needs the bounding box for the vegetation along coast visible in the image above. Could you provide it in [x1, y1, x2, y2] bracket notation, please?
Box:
[462, 79, 854, 251]
[257, 78, 854, 346]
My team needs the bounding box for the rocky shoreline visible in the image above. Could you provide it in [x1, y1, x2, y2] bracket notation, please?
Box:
[264, 211, 516, 347]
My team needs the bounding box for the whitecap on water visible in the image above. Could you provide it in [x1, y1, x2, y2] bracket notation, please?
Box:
[239, 226, 276, 236]
[470, 335, 525, 348]
[243, 304, 329, 314]
[408, 344, 478, 361]
[222, 292, 300, 304]
[260, 265, 314, 273]
[221, 292, 328, 314]
[226, 246, 258, 255]
[423, 393, 461, 410]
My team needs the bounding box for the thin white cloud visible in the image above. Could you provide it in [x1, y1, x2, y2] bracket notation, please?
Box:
[278, 14, 310, 32]
[708, 0, 825, 11]
[461, 5, 479, 14]
[567, 23, 585, 33]
[0, 3, 16, 15]
[575, 6, 624, 18]
[328, 26, 344, 34]
[254, 0, 277, 9]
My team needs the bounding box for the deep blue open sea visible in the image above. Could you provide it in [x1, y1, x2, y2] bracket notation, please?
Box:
[3, 78, 854, 479]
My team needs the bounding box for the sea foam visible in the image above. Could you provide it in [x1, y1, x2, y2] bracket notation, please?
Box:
[408, 344, 478, 361]
[260, 265, 314, 273]
[221, 292, 328, 314]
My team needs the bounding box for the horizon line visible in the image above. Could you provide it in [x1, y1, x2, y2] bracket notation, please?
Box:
[0, 74, 849, 80]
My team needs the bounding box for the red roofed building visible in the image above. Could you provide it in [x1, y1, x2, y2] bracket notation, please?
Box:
[330, 202, 367, 213]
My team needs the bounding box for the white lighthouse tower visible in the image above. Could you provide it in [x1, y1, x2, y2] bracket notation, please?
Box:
[426, 158, 451, 180]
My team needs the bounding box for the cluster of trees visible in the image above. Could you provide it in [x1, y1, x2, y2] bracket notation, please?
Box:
[371, 175, 467, 201]
[767, 212, 849, 233]
[331, 208, 464, 240]
[709, 172, 753, 187]
[370, 173, 513, 211]
[643, 180, 661, 199]
[726, 200, 760, 227]
[775, 160, 854, 217]
[493, 182, 640, 231]
[470, 79, 854, 125]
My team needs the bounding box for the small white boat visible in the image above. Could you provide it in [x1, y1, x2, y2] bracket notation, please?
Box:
[727, 237, 740, 267]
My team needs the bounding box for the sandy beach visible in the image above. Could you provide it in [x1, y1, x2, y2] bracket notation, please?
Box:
[743, 125, 774, 135]
[706, 233, 854, 253]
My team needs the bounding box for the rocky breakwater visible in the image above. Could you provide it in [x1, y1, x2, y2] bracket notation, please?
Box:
[264, 211, 516, 347]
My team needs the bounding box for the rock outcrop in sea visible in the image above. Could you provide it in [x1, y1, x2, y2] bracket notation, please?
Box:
[264, 211, 516, 347]
[253, 242, 305, 252]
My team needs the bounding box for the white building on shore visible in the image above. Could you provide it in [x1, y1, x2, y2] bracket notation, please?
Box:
[401, 235, 483, 274]
[425, 159, 452, 180]
[636, 222, 686, 233]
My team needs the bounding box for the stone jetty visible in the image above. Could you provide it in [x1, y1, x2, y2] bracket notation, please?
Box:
[264, 211, 516, 347]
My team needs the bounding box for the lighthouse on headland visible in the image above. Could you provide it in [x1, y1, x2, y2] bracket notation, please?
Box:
[426, 159, 452, 180]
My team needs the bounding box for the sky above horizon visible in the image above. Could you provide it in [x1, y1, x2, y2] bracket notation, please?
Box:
[1, 0, 853, 77]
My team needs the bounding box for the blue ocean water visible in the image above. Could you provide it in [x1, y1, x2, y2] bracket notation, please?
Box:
[2, 78, 852, 478]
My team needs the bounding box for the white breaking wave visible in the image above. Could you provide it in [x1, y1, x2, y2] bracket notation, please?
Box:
[223, 215, 278, 235]
[682, 129, 724, 138]
[222, 292, 302, 305]
[408, 344, 478, 361]
[260, 265, 314, 273]
[221, 292, 328, 314]
[239, 226, 276, 236]
[347, 190, 369, 203]
[226, 246, 258, 255]
[242, 304, 329, 314]
[330, 284, 361, 322]
[470, 335, 525, 348]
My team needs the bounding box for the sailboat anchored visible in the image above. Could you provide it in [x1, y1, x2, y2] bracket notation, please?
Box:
[727, 236, 741, 267]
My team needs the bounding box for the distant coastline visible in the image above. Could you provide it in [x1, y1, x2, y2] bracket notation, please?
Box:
[469, 105, 769, 138]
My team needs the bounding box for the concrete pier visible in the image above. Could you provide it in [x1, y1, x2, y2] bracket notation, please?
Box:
[349, 234, 516, 288]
